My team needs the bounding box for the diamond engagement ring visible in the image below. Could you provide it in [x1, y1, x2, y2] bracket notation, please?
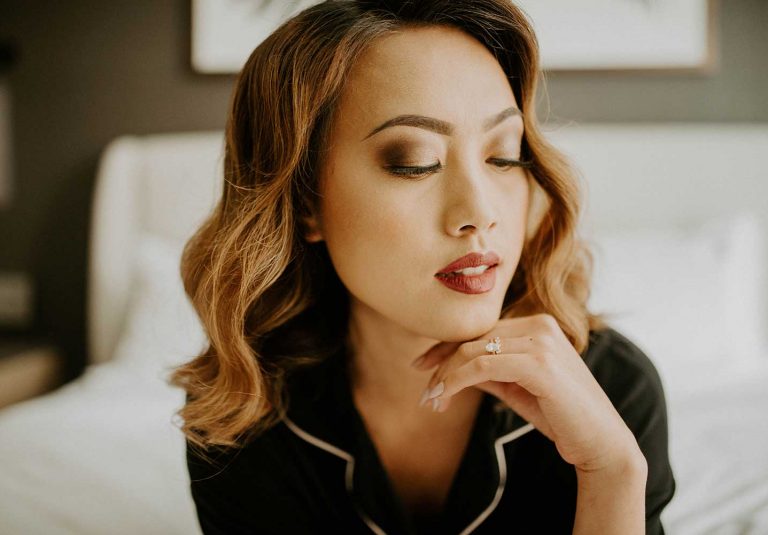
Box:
[485, 336, 501, 354]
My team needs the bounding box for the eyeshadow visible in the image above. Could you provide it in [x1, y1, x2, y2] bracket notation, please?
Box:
[374, 133, 524, 166]
[377, 139, 414, 164]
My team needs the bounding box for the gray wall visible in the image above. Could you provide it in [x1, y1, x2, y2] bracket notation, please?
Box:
[0, 0, 766, 379]
[541, 0, 768, 123]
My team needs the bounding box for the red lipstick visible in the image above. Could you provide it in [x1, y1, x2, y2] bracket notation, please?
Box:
[435, 251, 500, 294]
[437, 251, 500, 274]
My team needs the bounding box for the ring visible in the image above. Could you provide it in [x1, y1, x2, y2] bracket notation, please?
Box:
[485, 336, 501, 355]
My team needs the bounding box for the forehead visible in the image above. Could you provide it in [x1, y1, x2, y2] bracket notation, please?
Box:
[334, 25, 519, 136]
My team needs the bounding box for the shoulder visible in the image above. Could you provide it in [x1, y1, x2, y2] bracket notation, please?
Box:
[186, 420, 296, 488]
[581, 326, 667, 417]
[581, 327, 677, 529]
[582, 325, 660, 380]
[186, 422, 320, 534]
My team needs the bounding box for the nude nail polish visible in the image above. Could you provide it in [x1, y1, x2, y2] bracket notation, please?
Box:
[427, 381, 444, 400]
[418, 388, 430, 407]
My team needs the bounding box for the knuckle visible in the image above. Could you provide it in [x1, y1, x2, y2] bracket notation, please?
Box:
[536, 350, 556, 372]
[537, 313, 557, 330]
[538, 333, 556, 348]
[474, 355, 493, 373]
[458, 343, 474, 361]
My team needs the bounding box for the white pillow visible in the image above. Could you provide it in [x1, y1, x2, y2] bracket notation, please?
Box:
[115, 217, 768, 394]
[111, 234, 207, 372]
[586, 211, 768, 395]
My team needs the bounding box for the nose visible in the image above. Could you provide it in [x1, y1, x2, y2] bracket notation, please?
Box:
[443, 165, 498, 237]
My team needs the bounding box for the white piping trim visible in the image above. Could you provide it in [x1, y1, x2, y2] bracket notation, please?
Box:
[458, 422, 536, 535]
[282, 415, 534, 535]
[282, 415, 388, 535]
[282, 415, 354, 463]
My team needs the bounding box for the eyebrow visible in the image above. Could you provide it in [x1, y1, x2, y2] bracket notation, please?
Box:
[362, 106, 523, 141]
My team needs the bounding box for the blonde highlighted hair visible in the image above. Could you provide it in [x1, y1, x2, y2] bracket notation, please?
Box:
[169, 0, 608, 453]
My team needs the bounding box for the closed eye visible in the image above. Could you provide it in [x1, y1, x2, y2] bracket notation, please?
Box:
[385, 158, 533, 179]
[487, 158, 534, 170]
[385, 161, 442, 178]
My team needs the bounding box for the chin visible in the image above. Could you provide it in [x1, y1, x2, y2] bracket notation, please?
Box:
[421, 308, 502, 343]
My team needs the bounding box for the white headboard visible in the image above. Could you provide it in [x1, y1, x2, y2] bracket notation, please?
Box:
[544, 123, 768, 236]
[87, 131, 225, 365]
[86, 124, 768, 365]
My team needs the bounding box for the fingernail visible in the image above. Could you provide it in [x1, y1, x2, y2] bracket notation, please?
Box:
[427, 381, 444, 400]
[431, 398, 441, 412]
[411, 354, 426, 368]
[418, 388, 430, 407]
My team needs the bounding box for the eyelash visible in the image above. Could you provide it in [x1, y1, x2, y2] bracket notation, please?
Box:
[385, 158, 533, 179]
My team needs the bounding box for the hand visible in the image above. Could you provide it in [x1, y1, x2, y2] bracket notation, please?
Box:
[414, 313, 644, 474]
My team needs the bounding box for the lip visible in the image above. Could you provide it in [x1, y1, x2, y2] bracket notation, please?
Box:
[435, 265, 498, 294]
[436, 251, 501, 275]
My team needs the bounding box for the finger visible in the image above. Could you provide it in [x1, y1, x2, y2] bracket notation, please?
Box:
[457, 336, 536, 360]
[437, 378, 535, 415]
[471, 382, 552, 438]
[495, 383, 545, 429]
[438, 381, 507, 415]
[473, 380, 506, 399]
[415, 329, 540, 372]
[475, 380, 536, 409]
[422, 336, 540, 410]
[412, 341, 461, 370]
[420, 314, 556, 373]
[430, 352, 541, 404]
[472, 381, 537, 420]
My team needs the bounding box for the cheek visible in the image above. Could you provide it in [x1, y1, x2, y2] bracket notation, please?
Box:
[503, 174, 531, 236]
[320, 175, 419, 289]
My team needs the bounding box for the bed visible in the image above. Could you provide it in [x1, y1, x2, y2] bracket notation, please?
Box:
[0, 124, 766, 534]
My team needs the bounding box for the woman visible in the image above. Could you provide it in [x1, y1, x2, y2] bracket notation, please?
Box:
[171, 1, 676, 533]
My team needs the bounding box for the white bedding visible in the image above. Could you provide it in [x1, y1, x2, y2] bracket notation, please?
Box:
[663, 363, 768, 534]
[1, 348, 767, 534]
[2, 126, 767, 533]
[0, 360, 199, 535]
[1, 225, 768, 533]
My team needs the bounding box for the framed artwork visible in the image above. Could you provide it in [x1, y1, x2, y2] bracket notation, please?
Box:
[513, 0, 718, 72]
[191, 0, 319, 74]
[190, 0, 718, 74]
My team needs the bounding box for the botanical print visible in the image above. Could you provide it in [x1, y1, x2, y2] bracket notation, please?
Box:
[191, 0, 713, 73]
[191, 0, 319, 73]
[513, 0, 713, 70]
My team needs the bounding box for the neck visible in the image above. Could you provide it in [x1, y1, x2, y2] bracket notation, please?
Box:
[345, 297, 485, 425]
[346, 297, 434, 407]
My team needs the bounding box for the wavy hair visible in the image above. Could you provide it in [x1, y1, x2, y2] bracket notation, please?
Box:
[169, 0, 608, 453]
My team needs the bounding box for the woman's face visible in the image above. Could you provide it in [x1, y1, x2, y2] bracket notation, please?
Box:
[308, 25, 531, 342]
